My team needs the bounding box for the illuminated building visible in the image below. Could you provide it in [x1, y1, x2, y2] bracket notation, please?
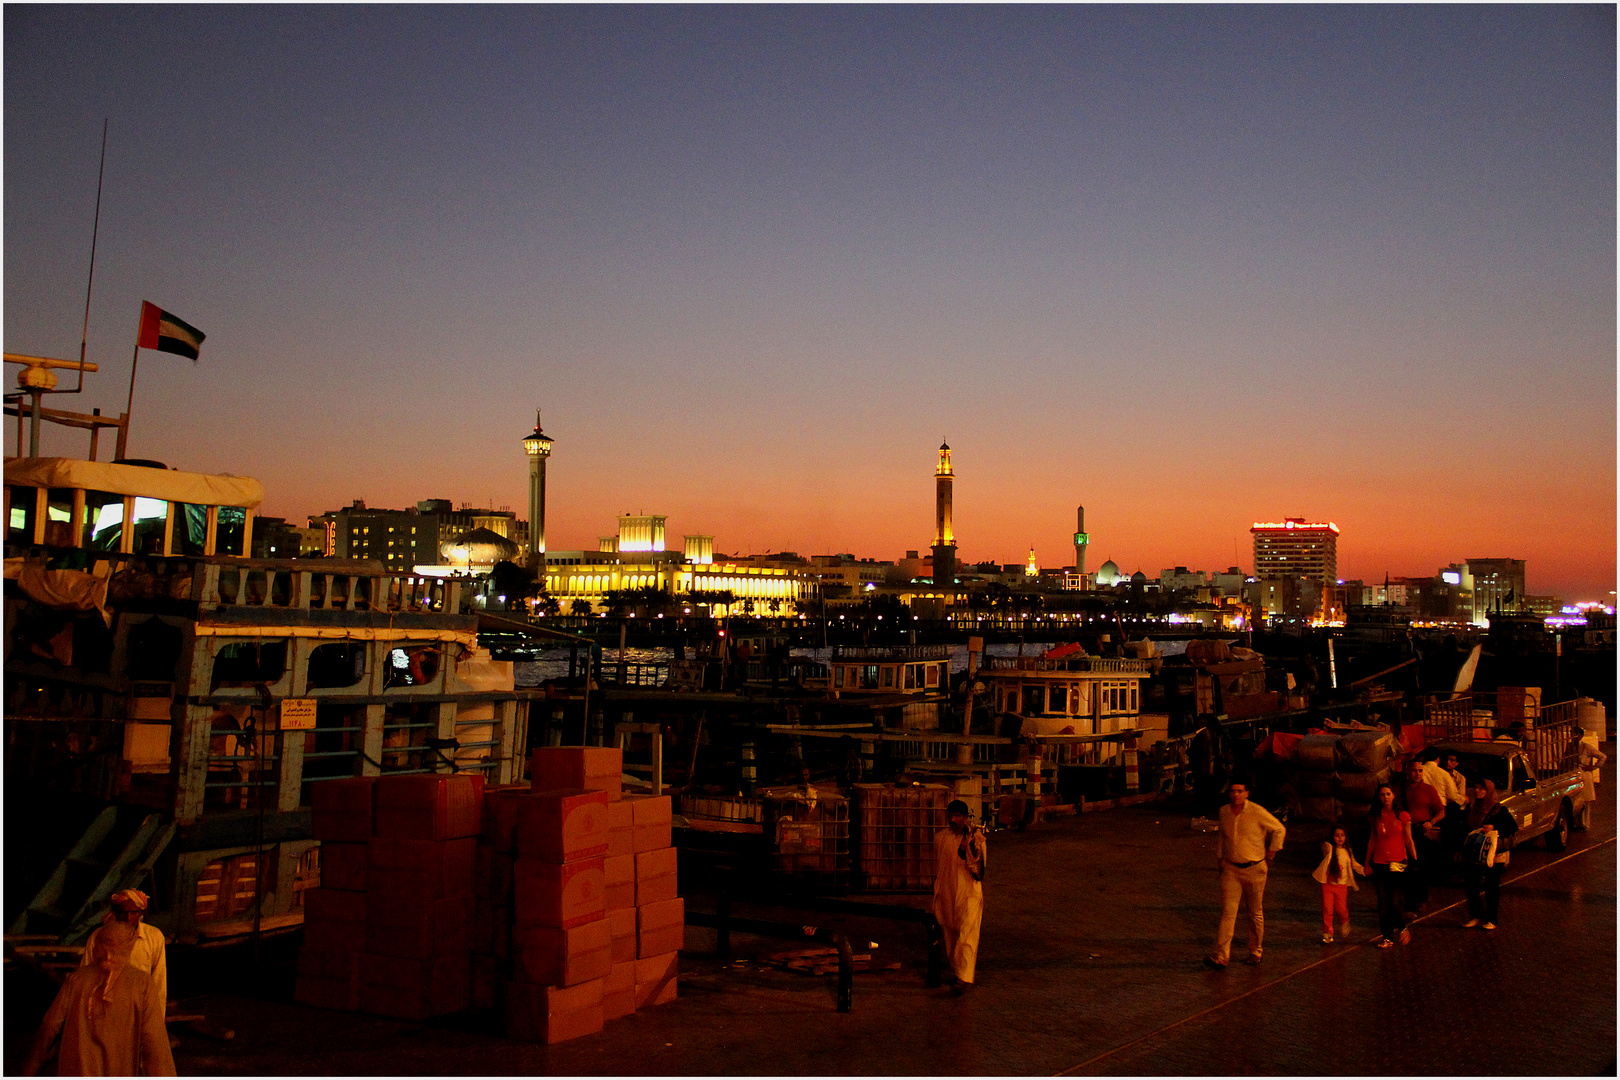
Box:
[544, 515, 817, 616]
[931, 441, 956, 587]
[1467, 558, 1527, 616]
[1251, 518, 1339, 584]
[1025, 547, 1039, 576]
[523, 411, 552, 572]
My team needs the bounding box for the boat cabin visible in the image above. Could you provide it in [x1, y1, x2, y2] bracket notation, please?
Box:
[980, 646, 1153, 737]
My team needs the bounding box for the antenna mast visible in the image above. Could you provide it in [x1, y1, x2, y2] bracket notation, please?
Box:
[73, 119, 109, 396]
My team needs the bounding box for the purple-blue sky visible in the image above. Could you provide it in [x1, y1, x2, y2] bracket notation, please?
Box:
[5, 7, 1614, 599]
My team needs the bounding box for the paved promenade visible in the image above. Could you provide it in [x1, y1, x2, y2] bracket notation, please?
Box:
[7, 754, 1613, 1075]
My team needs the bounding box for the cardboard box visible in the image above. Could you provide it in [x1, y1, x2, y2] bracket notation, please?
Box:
[358, 952, 470, 1020]
[513, 857, 604, 928]
[296, 948, 361, 982]
[366, 838, 476, 897]
[636, 897, 685, 959]
[607, 906, 637, 964]
[604, 852, 635, 910]
[518, 789, 611, 863]
[294, 972, 359, 1012]
[530, 746, 623, 800]
[511, 917, 613, 987]
[626, 794, 673, 852]
[364, 906, 473, 965]
[504, 977, 605, 1045]
[374, 774, 483, 839]
[304, 887, 367, 926]
[606, 801, 634, 857]
[634, 847, 678, 906]
[634, 951, 678, 1009]
[603, 959, 636, 1020]
[483, 787, 529, 853]
[319, 842, 367, 892]
[302, 919, 366, 957]
[311, 777, 376, 842]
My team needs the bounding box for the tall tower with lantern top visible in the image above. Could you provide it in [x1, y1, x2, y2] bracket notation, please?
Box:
[932, 441, 956, 587]
[523, 410, 553, 574]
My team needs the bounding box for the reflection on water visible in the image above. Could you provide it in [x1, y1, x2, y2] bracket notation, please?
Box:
[512, 641, 1059, 687]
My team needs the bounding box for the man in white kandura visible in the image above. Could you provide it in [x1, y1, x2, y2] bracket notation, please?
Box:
[1206, 780, 1286, 968]
[933, 799, 987, 993]
[79, 889, 168, 1008]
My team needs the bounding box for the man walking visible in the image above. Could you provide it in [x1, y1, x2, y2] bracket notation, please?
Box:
[1206, 781, 1285, 968]
[934, 799, 986, 993]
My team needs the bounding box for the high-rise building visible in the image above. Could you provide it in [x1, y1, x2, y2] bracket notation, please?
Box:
[1467, 558, 1527, 615]
[1251, 518, 1339, 584]
[931, 441, 956, 587]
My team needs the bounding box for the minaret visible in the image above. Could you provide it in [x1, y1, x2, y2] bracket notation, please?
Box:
[1026, 547, 1038, 577]
[522, 410, 553, 576]
[931, 441, 956, 587]
[1073, 506, 1088, 577]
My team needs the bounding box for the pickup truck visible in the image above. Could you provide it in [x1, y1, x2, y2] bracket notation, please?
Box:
[1430, 720, 1590, 852]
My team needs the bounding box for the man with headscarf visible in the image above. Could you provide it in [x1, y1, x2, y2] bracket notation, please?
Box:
[933, 799, 986, 993]
[79, 890, 167, 1010]
[22, 918, 176, 1076]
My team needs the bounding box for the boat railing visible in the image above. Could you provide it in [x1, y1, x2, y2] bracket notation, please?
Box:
[191, 559, 465, 614]
[982, 656, 1152, 675]
[830, 644, 950, 662]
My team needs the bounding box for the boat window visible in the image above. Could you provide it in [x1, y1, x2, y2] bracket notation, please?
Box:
[307, 642, 367, 689]
[1023, 685, 1046, 715]
[1130, 684, 1138, 712]
[904, 664, 916, 690]
[882, 666, 895, 689]
[130, 498, 167, 556]
[210, 640, 288, 689]
[7, 486, 38, 544]
[862, 665, 879, 689]
[174, 503, 208, 556]
[1070, 686, 1081, 713]
[927, 663, 940, 687]
[217, 506, 247, 557]
[83, 491, 125, 551]
[44, 489, 75, 547]
[1049, 684, 1066, 713]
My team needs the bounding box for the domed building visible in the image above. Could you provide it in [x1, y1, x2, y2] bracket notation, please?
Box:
[1095, 559, 1121, 587]
[442, 526, 521, 574]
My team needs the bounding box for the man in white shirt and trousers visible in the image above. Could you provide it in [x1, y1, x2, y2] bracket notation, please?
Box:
[1206, 780, 1286, 968]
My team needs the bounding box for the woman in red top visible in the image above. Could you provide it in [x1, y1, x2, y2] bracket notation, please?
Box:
[1362, 783, 1417, 948]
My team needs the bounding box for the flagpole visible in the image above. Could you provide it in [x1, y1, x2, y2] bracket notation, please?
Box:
[117, 337, 139, 461]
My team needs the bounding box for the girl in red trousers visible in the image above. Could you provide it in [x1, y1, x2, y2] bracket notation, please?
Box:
[1313, 825, 1365, 944]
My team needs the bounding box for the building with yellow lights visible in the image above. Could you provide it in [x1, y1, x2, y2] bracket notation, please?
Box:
[543, 514, 818, 616]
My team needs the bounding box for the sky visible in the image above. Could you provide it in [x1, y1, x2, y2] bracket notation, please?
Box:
[5, 6, 1614, 600]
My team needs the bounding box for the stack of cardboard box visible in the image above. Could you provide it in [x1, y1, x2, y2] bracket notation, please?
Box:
[295, 774, 483, 1021]
[295, 777, 375, 1010]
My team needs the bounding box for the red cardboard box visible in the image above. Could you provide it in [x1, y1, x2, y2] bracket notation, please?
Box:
[311, 777, 376, 842]
[482, 787, 528, 853]
[636, 897, 685, 959]
[364, 896, 473, 960]
[304, 887, 367, 925]
[366, 837, 476, 897]
[471, 953, 499, 1011]
[359, 951, 470, 1020]
[294, 972, 359, 1012]
[626, 794, 673, 852]
[511, 917, 612, 987]
[374, 774, 483, 840]
[504, 978, 604, 1045]
[302, 919, 366, 957]
[530, 746, 623, 800]
[513, 857, 604, 928]
[634, 847, 678, 906]
[518, 789, 611, 863]
[296, 948, 361, 982]
[604, 959, 636, 1020]
[605, 801, 634, 858]
[634, 951, 678, 1009]
[607, 907, 637, 964]
[319, 842, 367, 892]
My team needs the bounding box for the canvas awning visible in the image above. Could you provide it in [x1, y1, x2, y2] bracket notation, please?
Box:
[4, 457, 264, 508]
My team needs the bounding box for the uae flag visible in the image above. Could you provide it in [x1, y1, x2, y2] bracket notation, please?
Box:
[137, 301, 206, 360]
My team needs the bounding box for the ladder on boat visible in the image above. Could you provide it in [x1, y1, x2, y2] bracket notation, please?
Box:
[8, 806, 177, 944]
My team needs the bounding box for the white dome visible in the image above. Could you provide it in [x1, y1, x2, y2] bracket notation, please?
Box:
[1096, 559, 1121, 586]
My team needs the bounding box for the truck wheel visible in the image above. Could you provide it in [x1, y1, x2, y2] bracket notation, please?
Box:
[1545, 804, 1571, 851]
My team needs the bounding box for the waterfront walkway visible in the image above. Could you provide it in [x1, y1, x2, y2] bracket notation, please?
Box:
[6, 757, 1613, 1075]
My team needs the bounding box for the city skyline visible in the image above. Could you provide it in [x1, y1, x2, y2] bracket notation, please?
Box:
[5, 7, 1613, 599]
